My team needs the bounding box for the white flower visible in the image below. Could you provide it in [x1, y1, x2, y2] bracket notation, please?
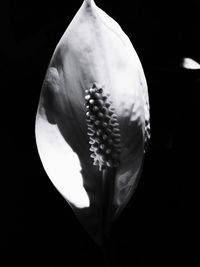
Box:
[35, 0, 150, 245]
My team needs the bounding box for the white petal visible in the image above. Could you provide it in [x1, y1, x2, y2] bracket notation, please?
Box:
[35, 109, 90, 209]
[35, 0, 150, 228]
[182, 57, 200, 69]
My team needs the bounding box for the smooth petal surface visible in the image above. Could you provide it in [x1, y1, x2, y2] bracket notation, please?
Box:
[35, 0, 150, 244]
[182, 57, 200, 69]
[35, 108, 90, 209]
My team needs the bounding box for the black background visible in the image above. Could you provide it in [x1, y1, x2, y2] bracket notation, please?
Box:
[1, 0, 199, 266]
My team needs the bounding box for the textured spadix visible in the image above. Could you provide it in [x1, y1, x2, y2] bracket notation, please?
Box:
[35, 0, 150, 245]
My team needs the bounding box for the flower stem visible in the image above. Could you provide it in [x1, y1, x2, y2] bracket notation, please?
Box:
[102, 245, 111, 267]
[102, 168, 116, 235]
[101, 167, 117, 266]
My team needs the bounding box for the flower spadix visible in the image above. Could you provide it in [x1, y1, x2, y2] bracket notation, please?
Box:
[35, 0, 150, 246]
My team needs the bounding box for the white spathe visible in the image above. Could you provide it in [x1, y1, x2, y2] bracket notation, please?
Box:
[35, 111, 90, 208]
[182, 57, 200, 70]
[35, 0, 150, 230]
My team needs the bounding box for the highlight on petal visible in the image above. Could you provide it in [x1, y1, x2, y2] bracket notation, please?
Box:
[182, 57, 200, 69]
[35, 109, 90, 209]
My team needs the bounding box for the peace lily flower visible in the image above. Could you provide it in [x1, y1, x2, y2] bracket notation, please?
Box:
[35, 0, 150, 245]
